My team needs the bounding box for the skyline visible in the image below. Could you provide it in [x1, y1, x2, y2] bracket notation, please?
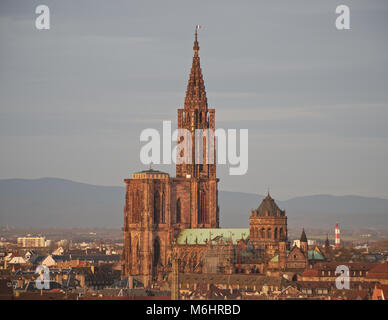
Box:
[1, 0, 388, 199]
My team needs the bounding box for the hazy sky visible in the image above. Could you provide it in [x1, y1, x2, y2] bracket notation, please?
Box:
[0, 0, 387, 200]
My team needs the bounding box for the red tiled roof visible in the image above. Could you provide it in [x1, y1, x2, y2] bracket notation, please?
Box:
[373, 284, 388, 300]
[377, 284, 388, 294]
[309, 261, 376, 272]
[366, 262, 388, 280]
[347, 290, 369, 300]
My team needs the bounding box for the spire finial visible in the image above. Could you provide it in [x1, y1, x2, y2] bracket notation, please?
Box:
[193, 25, 200, 54]
[300, 227, 307, 243]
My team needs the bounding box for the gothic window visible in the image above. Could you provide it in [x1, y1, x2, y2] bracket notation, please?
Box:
[267, 228, 272, 239]
[280, 228, 284, 240]
[161, 191, 165, 223]
[176, 198, 181, 223]
[198, 190, 206, 224]
[153, 239, 160, 267]
[154, 191, 160, 224]
[132, 190, 141, 223]
[130, 192, 135, 223]
[261, 228, 265, 239]
[135, 239, 141, 272]
[274, 228, 278, 240]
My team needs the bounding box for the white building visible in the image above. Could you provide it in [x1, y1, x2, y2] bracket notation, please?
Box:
[17, 236, 46, 247]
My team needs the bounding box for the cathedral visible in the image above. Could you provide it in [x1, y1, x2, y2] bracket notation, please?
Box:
[121, 30, 326, 287]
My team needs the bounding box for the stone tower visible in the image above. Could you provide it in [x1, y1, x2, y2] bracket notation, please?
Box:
[249, 192, 288, 256]
[176, 27, 216, 180]
[122, 29, 219, 286]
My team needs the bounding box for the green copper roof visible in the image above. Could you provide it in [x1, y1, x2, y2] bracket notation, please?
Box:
[308, 249, 324, 260]
[270, 250, 290, 262]
[176, 228, 249, 245]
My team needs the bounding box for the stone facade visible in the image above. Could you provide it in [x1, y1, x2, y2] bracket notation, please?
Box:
[121, 30, 326, 287]
[122, 29, 219, 286]
[249, 193, 288, 258]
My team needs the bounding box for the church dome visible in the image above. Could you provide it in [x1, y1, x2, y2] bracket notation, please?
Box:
[255, 193, 285, 217]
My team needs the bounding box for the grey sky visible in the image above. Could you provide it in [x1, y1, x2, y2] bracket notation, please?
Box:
[0, 0, 387, 199]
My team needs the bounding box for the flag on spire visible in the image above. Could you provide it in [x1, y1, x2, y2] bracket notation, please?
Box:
[196, 25, 201, 30]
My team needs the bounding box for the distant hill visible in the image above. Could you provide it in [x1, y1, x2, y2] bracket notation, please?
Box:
[220, 192, 388, 229]
[0, 178, 387, 229]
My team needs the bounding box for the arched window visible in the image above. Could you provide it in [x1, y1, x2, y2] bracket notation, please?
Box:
[176, 198, 181, 223]
[261, 228, 265, 239]
[267, 228, 272, 239]
[132, 191, 141, 223]
[161, 192, 165, 223]
[154, 191, 160, 224]
[274, 228, 278, 240]
[280, 228, 284, 240]
[198, 190, 206, 224]
[153, 239, 160, 268]
[135, 239, 141, 273]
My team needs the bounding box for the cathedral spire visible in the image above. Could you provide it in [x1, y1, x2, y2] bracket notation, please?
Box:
[193, 26, 199, 55]
[184, 26, 208, 111]
[300, 228, 307, 243]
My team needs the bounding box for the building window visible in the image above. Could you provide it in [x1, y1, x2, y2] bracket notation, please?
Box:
[161, 192, 165, 223]
[153, 238, 160, 268]
[176, 198, 181, 223]
[132, 191, 142, 223]
[198, 190, 206, 224]
[154, 191, 160, 224]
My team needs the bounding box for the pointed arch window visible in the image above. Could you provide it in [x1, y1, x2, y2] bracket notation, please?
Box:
[161, 191, 165, 223]
[198, 190, 206, 224]
[176, 198, 181, 223]
[153, 238, 160, 267]
[154, 191, 160, 224]
[132, 191, 142, 223]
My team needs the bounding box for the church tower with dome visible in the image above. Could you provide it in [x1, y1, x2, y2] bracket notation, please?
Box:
[249, 192, 289, 256]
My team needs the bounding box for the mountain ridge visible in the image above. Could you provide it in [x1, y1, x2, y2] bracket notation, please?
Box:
[0, 178, 387, 229]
